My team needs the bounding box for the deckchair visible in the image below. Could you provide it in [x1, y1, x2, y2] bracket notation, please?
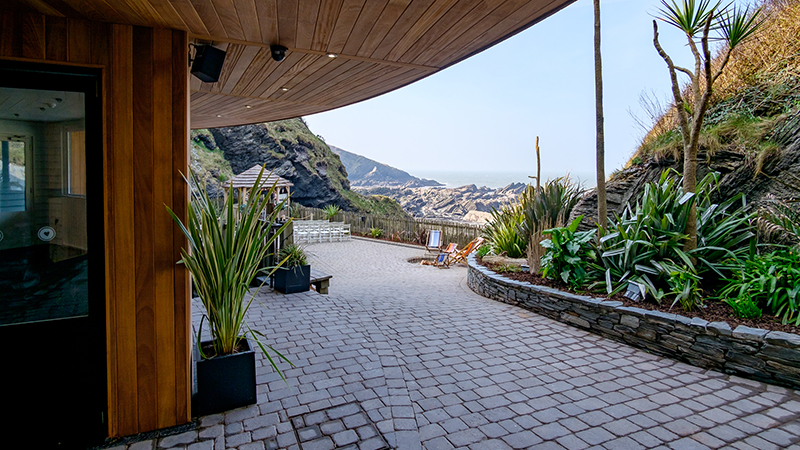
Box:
[447, 237, 484, 266]
[425, 230, 442, 253]
[435, 243, 458, 268]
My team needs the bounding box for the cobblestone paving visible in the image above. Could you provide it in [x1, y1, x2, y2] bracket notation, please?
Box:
[111, 238, 800, 450]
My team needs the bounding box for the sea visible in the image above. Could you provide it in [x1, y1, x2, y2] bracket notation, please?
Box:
[411, 170, 597, 190]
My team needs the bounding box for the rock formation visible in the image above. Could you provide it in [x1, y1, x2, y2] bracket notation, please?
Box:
[357, 182, 527, 222]
[330, 145, 442, 188]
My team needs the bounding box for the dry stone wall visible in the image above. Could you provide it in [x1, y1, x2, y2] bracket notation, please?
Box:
[467, 254, 800, 390]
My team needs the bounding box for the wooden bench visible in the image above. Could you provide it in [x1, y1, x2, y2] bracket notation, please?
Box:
[310, 268, 332, 294]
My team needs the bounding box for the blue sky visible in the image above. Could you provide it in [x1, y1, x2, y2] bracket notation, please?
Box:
[305, 0, 734, 179]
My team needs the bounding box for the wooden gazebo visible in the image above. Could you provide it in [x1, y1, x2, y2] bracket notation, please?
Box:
[223, 165, 293, 220]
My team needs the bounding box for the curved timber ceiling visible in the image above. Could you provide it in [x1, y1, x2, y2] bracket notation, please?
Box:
[7, 0, 577, 129]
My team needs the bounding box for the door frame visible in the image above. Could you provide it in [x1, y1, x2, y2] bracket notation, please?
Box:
[0, 59, 107, 445]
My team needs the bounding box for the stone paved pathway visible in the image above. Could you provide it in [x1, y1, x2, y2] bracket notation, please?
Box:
[111, 238, 800, 450]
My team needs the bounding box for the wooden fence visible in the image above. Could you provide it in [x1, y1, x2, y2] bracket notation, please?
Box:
[293, 205, 484, 248]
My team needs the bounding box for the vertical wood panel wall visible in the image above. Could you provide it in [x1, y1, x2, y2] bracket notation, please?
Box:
[0, 11, 191, 437]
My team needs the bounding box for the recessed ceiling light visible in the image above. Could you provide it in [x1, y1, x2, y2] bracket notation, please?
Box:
[245, 105, 252, 109]
[281, 87, 289, 92]
[326, 53, 337, 58]
[216, 114, 222, 117]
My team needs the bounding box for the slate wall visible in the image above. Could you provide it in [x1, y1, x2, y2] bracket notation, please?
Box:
[467, 255, 800, 390]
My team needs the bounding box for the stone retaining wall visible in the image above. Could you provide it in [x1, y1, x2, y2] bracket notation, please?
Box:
[467, 254, 800, 390]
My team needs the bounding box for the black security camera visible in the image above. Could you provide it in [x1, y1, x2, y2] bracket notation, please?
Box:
[271, 45, 288, 62]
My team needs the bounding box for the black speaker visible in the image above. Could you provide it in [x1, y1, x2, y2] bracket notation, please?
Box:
[191, 45, 226, 83]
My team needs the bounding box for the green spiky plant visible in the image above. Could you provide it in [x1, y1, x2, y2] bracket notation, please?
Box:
[517, 177, 584, 273]
[322, 204, 341, 221]
[653, 0, 764, 252]
[483, 198, 527, 259]
[166, 166, 293, 379]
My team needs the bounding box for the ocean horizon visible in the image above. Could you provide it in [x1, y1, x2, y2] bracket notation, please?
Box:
[410, 170, 597, 190]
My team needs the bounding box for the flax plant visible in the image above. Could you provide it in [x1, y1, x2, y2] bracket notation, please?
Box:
[166, 166, 293, 378]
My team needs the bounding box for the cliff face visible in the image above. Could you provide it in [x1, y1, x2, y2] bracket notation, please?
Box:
[330, 145, 442, 188]
[207, 119, 352, 210]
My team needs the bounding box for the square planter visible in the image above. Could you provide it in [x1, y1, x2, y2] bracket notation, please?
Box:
[192, 338, 256, 417]
[273, 264, 311, 294]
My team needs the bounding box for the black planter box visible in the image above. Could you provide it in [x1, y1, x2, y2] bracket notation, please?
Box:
[193, 338, 256, 417]
[273, 264, 311, 294]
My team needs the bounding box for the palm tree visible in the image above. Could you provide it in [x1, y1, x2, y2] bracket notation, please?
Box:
[653, 0, 763, 250]
[594, 0, 607, 230]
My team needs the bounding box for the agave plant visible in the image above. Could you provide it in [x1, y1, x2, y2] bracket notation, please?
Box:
[166, 166, 293, 378]
[517, 177, 584, 272]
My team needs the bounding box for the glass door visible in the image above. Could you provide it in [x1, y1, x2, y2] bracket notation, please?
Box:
[0, 62, 105, 448]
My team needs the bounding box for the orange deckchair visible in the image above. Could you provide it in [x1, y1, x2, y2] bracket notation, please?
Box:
[435, 243, 458, 268]
[447, 237, 484, 266]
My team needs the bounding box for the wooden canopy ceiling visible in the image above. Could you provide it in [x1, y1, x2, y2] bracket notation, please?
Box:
[7, 0, 577, 129]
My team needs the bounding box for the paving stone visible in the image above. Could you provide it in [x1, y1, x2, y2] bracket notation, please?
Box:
[176, 239, 800, 450]
[158, 431, 197, 448]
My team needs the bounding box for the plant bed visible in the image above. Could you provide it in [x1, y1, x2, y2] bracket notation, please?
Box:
[193, 338, 256, 417]
[479, 257, 800, 335]
[469, 254, 800, 390]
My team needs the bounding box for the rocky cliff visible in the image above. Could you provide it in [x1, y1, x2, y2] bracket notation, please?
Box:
[208, 119, 351, 210]
[190, 119, 408, 217]
[330, 145, 442, 188]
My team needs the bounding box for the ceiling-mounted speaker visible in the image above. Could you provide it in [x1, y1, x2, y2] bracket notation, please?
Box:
[191, 45, 227, 83]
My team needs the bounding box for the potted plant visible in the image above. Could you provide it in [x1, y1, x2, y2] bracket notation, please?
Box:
[166, 166, 294, 417]
[273, 243, 311, 294]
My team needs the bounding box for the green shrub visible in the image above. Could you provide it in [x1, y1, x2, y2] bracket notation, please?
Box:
[483, 199, 527, 258]
[590, 170, 755, 311]
[369, 228, 384, 238]
[517, 178, 584, 272]
[718, 250, 800, 325]
[476, 245, 491, 258]
[540, 216, 597, 289]
[724, 295, 763, 319]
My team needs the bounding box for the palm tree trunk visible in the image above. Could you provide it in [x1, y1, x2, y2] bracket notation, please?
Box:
[594, 0, 607, 230]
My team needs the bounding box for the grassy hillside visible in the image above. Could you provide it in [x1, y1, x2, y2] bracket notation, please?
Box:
[190, 129, 234, 196]
[633, 0, 800, 169]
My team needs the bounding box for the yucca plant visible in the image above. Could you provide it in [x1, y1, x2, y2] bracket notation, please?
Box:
[166, 166, 293, 378]
[322, 204, 341, 221]
[517, 177, 584, 272]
